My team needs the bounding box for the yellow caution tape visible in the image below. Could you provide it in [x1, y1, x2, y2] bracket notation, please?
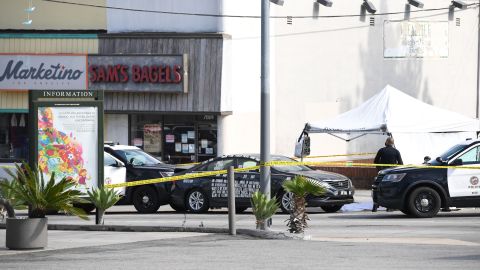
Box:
[293, 152, 376, 159]
[174, 152, 377, 166]
[105, 165, 261, 189]
[105, 156, 480, 189]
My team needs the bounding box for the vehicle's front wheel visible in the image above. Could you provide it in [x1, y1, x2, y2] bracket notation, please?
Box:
[407, 187, 441, 218]
[132, 186, 161, 214]
[321, 205, 343, 213]
[185, 189, 209, 213]
[278, 191, 294, 213]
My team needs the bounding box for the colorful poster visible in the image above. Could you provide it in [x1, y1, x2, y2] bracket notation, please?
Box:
[37, 106, 98, 193]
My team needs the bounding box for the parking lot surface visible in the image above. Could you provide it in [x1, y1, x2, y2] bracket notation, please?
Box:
[1, 190, 479, 269]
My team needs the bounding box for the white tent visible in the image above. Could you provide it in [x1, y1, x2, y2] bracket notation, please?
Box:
[303, 85, 479, 164]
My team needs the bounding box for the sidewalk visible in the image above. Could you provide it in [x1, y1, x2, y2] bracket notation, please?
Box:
[0, 190, 375, 254]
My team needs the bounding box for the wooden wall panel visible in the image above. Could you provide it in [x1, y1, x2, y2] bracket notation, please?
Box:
[99, 33, 226, 113]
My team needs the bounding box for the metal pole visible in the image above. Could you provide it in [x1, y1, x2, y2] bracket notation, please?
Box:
[260, 0, 271, 205]
[476, 2, 480, 118]
[227, 166, 236, 235]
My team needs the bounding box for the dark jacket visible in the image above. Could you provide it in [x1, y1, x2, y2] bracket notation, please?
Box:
[374, 145, 403, 171]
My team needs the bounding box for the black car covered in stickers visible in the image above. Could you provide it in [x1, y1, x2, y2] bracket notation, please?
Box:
[373, 139, 480, 218]
[169, 154, 355, 213]
[104, 144, 175, 213]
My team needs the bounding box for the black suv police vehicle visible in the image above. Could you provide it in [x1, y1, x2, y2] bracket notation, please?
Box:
[104, 144, 175, 213]
[373, 139, 480, 218]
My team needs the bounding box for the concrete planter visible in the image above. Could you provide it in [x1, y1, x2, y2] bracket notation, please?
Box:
[6, 217, 48, 249]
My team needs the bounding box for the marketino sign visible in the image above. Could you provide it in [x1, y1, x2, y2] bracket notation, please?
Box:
[88, 54, 188, 93]
[0, 54, 87, 90]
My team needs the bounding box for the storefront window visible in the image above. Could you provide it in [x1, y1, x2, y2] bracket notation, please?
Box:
[128, 114, 217, 164]
[130, 115, 163, 160]
[197, 123, 217, 162]
[0, 113, 28, 161]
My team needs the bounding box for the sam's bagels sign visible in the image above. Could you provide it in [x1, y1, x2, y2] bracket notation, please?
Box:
[0, 54, 188, 93]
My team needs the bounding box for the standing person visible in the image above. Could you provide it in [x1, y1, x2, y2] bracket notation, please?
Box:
[374, 137, 403, 172]
[372, 137, 403, 212]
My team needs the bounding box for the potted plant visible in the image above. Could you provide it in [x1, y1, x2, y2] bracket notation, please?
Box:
[0, 163, 88, 249]
[282, 175, 325, 234]
[87, 186, 121, 225]
[251, 191, 279, 230]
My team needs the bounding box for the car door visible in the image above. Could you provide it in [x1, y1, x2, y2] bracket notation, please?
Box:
[104, 152, 127, 196]
[447, 145, 480, 207]
[193, 157, 235, 207]
[234, 158, 260, 207]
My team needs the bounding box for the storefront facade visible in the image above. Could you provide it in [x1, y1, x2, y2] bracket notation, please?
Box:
[98, 33, 229, 163]
[0, 32, 230, 164]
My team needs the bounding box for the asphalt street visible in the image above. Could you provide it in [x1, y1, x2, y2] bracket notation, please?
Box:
[0, 190, 479, 269]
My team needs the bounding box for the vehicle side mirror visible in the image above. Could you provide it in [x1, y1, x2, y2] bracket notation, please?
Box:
[114, 160, 125, 167]
[451, 159, 463, 166]
[423, 156, 431, 163]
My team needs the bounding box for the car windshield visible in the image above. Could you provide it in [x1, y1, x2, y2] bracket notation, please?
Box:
[271, 156, 311, 172]
[430, 143, 468, 165]
[116, 149, 162, 166]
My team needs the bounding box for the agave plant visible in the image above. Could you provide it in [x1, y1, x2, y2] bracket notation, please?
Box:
[0, 163, 88, 220]
[87, 186, 121, 225]
[282, 175, 325, 234]
[251, 191, 279, 230]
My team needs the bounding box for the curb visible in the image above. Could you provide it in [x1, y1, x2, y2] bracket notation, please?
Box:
[0, 223, 304, 240]
[0, 223, 228, 234]
[236, 229, 305, 240]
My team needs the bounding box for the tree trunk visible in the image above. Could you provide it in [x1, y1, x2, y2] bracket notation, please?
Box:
[287, 195, 308, 234]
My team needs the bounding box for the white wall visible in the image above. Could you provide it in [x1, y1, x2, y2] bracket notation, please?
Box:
[105, 0, 480, 161]
[272, 0, 479, 159]
[217, 1, 280, 155]
[107, 0, 223, 33]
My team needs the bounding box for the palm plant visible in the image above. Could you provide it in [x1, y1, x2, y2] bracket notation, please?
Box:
[0, 163, 88, 220]
[0, 177, 25, 219]
[251, 191, 279, 230]
[282, 175, 325, 234]
[87, 186, 121, 225]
